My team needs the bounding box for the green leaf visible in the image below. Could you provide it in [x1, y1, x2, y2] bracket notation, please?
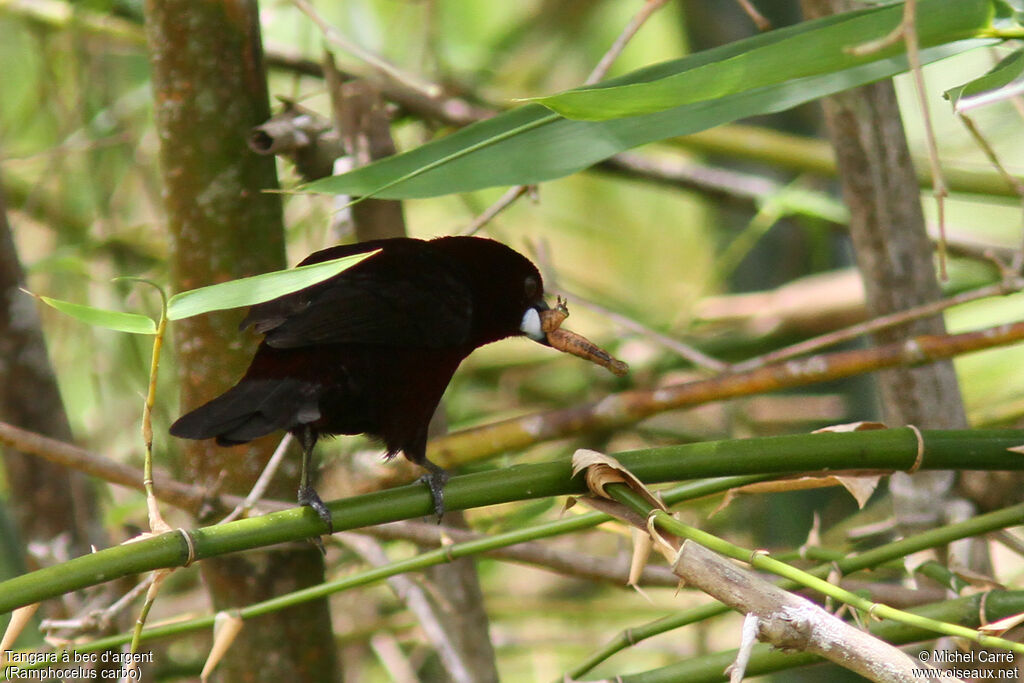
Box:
[532, 0, 995, 121]
[33, 294, 158, 335]
[945, 47, 1024, 111]
[304, 37, 989, 200]
[165, 250, 378, 321]
[305, 0, 998, 202]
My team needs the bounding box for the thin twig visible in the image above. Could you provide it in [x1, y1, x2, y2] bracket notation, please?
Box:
[429, 316, 1024, 467]
[219, 433, 295, 524]
[845, 0, 949, 276]
[599, 151, 784, 205]
[0, 420, 275, 516]
[459, 184, 533, 235]
[465, 0, 670, 233]
[555, 288, 729, 373]
[364, 519, 680, 587]
[530, 237, 729, 372]
[956, 113, 1024, 273]
[736, 0, 771, 31]
[369, 633, 419, 683]
[900, 0, 949, 279]
[290, 0, 441, 98]
[39, 574, 155, 637]
[586, 0, 672, 85]
[340, 534, 475, 683]
[732, 276, 1024, 372]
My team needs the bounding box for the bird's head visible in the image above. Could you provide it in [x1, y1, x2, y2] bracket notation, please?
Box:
[432, 236, 549, 347]
[434, 236, 627, 376]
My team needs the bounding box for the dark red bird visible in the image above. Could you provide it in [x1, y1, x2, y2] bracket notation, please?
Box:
[170, 236, 557, 530]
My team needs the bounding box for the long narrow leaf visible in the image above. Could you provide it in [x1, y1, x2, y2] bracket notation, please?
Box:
[33, 295, 158, 335]
[165, 250, 377, 321]
[532, 0, 995, 120]
[304, 40, 989, 200]
[946, 47, 1024, 111]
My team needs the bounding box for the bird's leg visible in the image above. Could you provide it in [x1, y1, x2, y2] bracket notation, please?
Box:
[418, 458, 450, 523]
[297, 425, 333, 535]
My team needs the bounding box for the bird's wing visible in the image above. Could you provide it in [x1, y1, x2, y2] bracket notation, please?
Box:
[240, 240, 474, 349]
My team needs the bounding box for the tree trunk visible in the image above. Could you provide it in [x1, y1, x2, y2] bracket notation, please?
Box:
[801, 0, 969, 541]
[143, 2, 337, 680]
[0, 165, 105, 581]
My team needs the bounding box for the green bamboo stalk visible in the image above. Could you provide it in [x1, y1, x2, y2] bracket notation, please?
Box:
[1, 428, 1023, 614]
[0, 477, 760, 671]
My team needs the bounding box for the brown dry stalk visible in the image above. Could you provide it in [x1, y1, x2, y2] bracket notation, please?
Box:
[0, 421, 258, 516]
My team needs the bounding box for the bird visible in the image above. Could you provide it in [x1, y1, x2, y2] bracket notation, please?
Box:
[169, 236, 561, 532]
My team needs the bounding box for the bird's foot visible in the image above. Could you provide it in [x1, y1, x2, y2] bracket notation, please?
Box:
[298, 484, 334, 535]
[418, 465, 450, 523]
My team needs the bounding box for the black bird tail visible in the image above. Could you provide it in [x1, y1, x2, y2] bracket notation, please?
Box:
[169, 378, 321, 446]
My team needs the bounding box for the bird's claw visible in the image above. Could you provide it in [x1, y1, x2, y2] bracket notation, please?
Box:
[298, 484, 334, 535]
[419, 468, 449, 523]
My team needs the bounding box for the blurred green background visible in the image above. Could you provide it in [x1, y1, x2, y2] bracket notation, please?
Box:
[3, 0, 1024, 679]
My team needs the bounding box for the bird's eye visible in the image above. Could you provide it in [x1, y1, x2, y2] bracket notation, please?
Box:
[524, 275, 539, 299]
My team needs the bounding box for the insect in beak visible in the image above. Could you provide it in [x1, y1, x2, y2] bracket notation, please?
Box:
[535, 296, 628, 376]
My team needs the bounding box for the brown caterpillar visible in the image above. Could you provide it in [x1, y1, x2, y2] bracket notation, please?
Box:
[539, 297, 629, 377]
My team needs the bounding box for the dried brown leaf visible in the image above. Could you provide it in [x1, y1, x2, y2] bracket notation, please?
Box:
[711, 474, 881, 514]
[813, 421, 888, 433]
[834, 475, 881, 508]
[561, 496, 578, 515]
[571, 449, 665, 511]
[979, 611, 1024, 636]
[949, 567, 1004, 592]
[646, 513, 680, 562]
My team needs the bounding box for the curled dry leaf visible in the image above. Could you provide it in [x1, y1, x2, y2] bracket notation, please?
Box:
[979, 611, 1024, 636]
[812, 421, 888, 433]
[948, 567, 1004, 593]
[572, 449, 680, 571]
[711, 474, 883, 516]
[571, 449, 664, 511]
[834, 475, 881, 508]
[646, 513, 681, 563]
[540, 298, 629, 376]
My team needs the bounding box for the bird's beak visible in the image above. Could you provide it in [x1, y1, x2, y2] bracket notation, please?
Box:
[520, 300, 551, 344]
